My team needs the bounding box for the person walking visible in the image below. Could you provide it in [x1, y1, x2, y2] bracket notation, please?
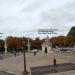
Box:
[14, 51, 16, 57]
[53, 58, 56, 68]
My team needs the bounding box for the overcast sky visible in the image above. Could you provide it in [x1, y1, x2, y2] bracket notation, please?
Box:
[0, 0, 75, 39]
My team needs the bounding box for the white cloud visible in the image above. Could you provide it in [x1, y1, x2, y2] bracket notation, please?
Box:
[0, 0, 75, 39]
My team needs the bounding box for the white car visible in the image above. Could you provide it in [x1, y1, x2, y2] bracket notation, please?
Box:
[73, 50, 75, 52]
[67, 50, 72, 53]
[31, 49, 38, 53]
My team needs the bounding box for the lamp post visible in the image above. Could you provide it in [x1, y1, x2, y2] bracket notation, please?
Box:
[22, 38, 28, 75]
[0, 45, 1, 55]
[4, 39, 7, 55]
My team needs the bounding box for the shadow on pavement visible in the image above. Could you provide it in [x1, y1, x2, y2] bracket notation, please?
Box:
[31, 63, 75, 75]
[0, 71, 15, 75]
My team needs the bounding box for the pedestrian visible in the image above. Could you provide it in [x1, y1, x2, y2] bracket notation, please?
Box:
[53, 58, 56, 68]
[14, 51, 16, 57]
[17, 52, 19, 56]
[34, 51, 36, 55]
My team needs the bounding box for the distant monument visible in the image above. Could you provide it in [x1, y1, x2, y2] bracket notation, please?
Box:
[4, 39, 7, 54]
[27, 38, 31, 53]
[41, 35, 52, 53]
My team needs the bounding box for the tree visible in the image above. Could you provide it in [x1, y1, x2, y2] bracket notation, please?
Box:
[0, 40, 5, 53]
[68, 26, 75, 37]
[30, 38, 45, 50]
[6, 36, 28, 52]
[50, 36, 65, 47]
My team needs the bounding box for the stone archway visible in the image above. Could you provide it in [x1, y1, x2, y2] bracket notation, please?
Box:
[45, 47, 47, 53]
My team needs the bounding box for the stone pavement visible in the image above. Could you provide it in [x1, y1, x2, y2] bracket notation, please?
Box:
[0, 51, 75, 75]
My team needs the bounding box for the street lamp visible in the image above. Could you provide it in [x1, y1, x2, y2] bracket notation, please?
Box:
[0, 45, 1, 54]
[22, 38, 28, 75]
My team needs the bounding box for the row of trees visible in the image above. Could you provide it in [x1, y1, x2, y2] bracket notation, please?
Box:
[0, 36, 45, 52]
[50, 36, 75, 47]
[0, 36, 75, 52]
[0, 26, 75, 52]
[51, 26, 75, 47]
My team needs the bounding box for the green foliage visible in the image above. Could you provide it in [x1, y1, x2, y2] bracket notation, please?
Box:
[68, 26, 75, 37]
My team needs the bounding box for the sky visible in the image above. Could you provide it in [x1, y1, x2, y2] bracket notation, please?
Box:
[0, 0, 75, 39]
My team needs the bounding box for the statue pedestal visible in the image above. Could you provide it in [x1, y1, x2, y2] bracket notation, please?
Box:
[4, 39, 7, 55]
[4, 47, 7, 55]
[28, 45, 30, 53]
[27, 38, 31, 53]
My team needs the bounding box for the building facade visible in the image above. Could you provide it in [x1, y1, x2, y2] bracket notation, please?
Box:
[41, 36, 52, 53]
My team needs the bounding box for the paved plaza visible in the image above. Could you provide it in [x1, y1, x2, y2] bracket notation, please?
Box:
[0, 71, 15, 75]
[31, 63, 75, 75]
[0, 51, 75, 75]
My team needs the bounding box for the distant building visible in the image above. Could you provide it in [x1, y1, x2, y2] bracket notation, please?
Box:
[41, 36, 52, 53]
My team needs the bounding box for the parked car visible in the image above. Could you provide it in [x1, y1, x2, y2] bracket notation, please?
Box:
[73, 50, 75, 52]
[60, 49, 67, 51]
[67, 50, 72, 53]
[31, 49, 38, 53]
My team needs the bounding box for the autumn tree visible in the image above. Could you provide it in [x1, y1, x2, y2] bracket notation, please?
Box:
[6, 36, 28, 52]
[30, 37, 45, 50]
[50, 36, 65, 47]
